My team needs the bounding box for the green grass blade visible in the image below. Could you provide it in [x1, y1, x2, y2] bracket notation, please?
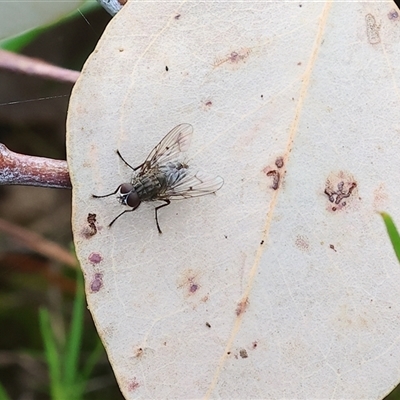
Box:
[64, 272, 85, 388]
[39, 308, 63, 400]
[81, 338, 105, 382]
[380, 212, 400, 263]
[0, 381, 11, 400]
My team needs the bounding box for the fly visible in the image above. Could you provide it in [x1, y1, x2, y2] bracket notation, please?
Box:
[92, 123, 224, 233]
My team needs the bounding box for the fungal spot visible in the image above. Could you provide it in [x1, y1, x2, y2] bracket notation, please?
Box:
[128, 378, 139, 391]
[224, 235, 228, 239]
[297, 61, 302, 65]
[324, 172, 357, 212]
[261, 94, 264, 99]
[89, 252, 102, 264]
[201, 99, 213, 111]
[134, 347, 143, 358]
[239, 349, 248, 358]
[190, 283, 199, 293]
[260, 240, 264, 245]
[82, 213, 97, 238]
[227, 351, 231, 355]
[178, 269, 201, 297]
[388, 9, 398, 20]
[275, 157, 284, 169]
[90, 273, 103, 293]
[295, 235, 310, 252]
[329, 244, 337, 252]
[119, 48, 124, 52]
[252, 341, 258, 349]
[365, 14, 380, 44]
[206, 322, 211, 328]
[266, 169, 280, 190]
[165, 65, 169, 71]
[214, 48, 251, 68]
[174, 13, 181, 19]
[236, 297, 249, 316]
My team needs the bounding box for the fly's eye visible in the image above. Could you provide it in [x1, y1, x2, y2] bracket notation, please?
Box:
[120, 183, 133, 194]
[126, 191, 140, 208]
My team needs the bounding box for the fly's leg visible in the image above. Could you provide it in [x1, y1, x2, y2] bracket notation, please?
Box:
[108, 205, 140, 227]
[116, 150, 143, 171]
[155, 200, 171, 234]
[92, 185, 121, 199]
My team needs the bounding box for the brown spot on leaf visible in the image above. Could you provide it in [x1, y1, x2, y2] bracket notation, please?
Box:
[275, 157, 284, 169]
[134, 347, 144, 358]
[178, 269, 201, 297]
[266, 169, 280, 190]
[325, 172, 358, 212]
[214, 48, 251, 69]
[388, 9, 398, 20]
[239, 349, 248, 358]
[295, 235, 310, 252]
[90, 273, 103, 293]
[82, 213, 97, 238]
[236, 297, 249, 316]
[89, 252, 102, 264]
[128, 378, 139, 391]
[201, 99, 213, 111]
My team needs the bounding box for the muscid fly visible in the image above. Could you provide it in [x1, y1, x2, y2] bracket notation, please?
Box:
[92, 124, 224, 233]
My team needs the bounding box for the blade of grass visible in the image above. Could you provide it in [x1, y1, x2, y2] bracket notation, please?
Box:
[64, 272, 85, 391]
[81, 338, 105, 382]
[380, 212, 400, 263]
[39, 308, 63, 400]
[0, 382, 11, 400]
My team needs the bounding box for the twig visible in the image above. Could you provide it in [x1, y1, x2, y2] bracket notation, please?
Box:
[0, 143, 71, 189]
[0, 218, 77, 268]
[0, 49, 80, 84]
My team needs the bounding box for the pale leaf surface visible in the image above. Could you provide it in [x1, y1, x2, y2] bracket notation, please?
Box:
[67, 2, 400, 398]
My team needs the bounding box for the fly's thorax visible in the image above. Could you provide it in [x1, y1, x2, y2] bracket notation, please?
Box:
[118, 183, 141, 208]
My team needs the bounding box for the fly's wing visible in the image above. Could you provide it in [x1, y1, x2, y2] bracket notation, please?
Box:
[159, 170, 224, 199]
[140, 124, 193, 173]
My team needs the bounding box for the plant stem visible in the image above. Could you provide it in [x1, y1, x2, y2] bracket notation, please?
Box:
[0, 143, 71, 189]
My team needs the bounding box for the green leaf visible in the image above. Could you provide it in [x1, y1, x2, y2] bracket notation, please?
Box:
[0, 382, 11, 400]
[380, 212, 400, 264]
[39, 308, 63, 400]
[64, 273, 85, 392]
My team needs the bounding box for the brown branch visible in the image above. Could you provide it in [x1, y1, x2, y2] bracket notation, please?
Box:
[0, 143, 71, 189]
[0, 49, 80, 83]
[0, 218, 77, 268]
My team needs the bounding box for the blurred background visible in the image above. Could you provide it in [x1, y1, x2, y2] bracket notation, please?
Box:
[0, 4, 124, 399]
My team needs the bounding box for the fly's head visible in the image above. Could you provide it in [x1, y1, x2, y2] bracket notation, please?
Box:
[118, 183, 141, 208]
